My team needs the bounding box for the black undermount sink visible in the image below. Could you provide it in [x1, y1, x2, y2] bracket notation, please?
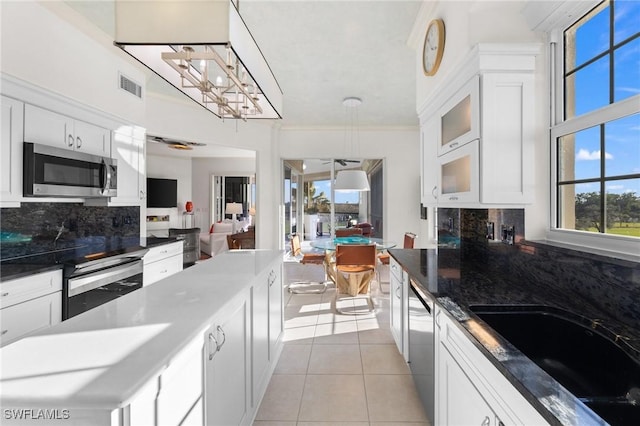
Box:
[469, 305, 640, 426]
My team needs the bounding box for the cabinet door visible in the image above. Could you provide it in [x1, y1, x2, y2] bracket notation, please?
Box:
[205, 295, 249, 426]
[252, 269, 270, 406]
[480, 73, 534, 204]
[1, 96, 24, 206]
[0, 292, 61, 347]
[420, 115, 439, 207]
[438, 341, 500, 426]
[438, 75, 480, 156]
[24, 104, 74, 150]
[437, 139, 479, 206]
[268, 264, 283, 358]
[73, 119, 110, 157]
[110, 131, 144, 206]
[389, 258, 403, 354]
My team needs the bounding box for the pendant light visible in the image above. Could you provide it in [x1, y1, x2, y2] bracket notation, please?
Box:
[334, 97, 370, 192]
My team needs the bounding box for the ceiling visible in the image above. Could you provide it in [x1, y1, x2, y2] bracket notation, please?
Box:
[65, 1, 423, 157]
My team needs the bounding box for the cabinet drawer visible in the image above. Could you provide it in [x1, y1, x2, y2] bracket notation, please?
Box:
[0, 269, 62, 309]
[1, 291, 62, 347]
[144, 242, 183, 265]
[143, 254, 183, 286]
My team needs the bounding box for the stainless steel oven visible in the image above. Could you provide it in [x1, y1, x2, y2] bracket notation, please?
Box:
[63, 252, 145, 320]
[23, 142, 117, 198]
[408, 278, 435, 425]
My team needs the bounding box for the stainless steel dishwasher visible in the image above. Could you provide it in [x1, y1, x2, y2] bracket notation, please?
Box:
[408, 278, 435, 425]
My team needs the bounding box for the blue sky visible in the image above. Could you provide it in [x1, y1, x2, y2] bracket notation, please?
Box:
[571, 0, 640, 195]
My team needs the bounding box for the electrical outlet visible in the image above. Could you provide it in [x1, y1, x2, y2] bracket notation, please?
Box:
[501, 225, 515, 245]
[123, 216, 132, 225]
[486, 222, 495, 240]
[112, 216, 121, 227]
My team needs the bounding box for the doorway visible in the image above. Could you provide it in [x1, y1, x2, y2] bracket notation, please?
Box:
[282, 158, 383, 244]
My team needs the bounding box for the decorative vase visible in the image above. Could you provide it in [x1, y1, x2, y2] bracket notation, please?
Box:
[185, 201, 194, 213]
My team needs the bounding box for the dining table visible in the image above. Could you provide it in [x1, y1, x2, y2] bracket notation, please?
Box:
[310, 236, 397, 297]
[310, 236, 397, 251]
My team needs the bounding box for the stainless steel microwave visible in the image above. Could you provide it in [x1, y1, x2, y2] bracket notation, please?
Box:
[23, 142, 117, 198]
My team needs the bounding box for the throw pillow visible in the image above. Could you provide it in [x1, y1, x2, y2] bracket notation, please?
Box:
[209, 224, 215, 234]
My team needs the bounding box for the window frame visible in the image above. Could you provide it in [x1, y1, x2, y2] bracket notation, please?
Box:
[547, 0, 640, 260]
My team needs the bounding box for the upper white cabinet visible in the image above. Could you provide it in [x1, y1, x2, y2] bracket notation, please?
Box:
[24, 104, 110, 157]
[438, 75, 480, 156]
[419, 44, 540, 207]
[1, 96, 24, 207]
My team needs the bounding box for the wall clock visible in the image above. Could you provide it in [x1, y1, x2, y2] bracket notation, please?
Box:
[423, 18, 445, 76]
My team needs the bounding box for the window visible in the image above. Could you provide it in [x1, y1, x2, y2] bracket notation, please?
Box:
[551, 0, 640, 251]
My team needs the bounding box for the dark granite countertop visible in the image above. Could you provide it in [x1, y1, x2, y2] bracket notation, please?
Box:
[1, 237, 181, 282]
[389, 245, 640, 426]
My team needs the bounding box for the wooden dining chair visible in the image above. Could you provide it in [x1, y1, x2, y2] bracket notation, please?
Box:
[287, 234, 329, 294]
[333, 244, 377, 314]
[335, 228, 363, 237]
[378, 232, 416, 265]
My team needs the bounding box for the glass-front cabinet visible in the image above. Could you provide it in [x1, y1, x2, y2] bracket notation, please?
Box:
[420, 44, 539, 208]
[438, 75, 480, 156]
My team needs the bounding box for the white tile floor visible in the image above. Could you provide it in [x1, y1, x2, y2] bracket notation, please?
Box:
[253, 263, 429, 426]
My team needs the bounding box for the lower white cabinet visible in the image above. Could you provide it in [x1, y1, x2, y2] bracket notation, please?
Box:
[143, 241, 183, 286]
[389, 257, 407, 358]
[0, 269, 62, 347]
[434, 305, 549, 426]
[128, 332, 205, 426]
[205, 292, 250, 426]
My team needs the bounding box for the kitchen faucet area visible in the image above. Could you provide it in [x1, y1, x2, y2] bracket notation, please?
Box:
[1, 0, 639, 425]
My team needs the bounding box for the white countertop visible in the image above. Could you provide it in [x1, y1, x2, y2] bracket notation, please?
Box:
[0, 250, 282, 410]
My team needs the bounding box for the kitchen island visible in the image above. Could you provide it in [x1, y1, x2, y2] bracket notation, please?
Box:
[390, 242, 640, 426]
[0, 249, 284, 425]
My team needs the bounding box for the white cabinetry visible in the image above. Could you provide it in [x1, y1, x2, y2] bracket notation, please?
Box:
[434, 305, 549, 426]
[24, 103, 110, 157]
[389, 257, 408, 359]
[0, 269, 62, 347]
[1, 96, 24, 207]
[128, 332, 205, 426]
[143, 241, 183, 286]
[205, 292, 250, 426]
[110, 127, 145, 206]
[419, 44, 539, 208]
[252, 263, 283, 406]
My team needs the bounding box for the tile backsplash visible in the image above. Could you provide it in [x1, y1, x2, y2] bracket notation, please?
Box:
[1, 203, 139, 259]
[436, 208, 640, 333]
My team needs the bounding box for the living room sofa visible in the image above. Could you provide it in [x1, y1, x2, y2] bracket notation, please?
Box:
[200, 219, 250, 257]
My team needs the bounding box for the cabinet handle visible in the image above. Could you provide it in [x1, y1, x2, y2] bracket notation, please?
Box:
[76, 136, 82, 149]
[435, 309, 441, 330]
[216, 325, 226, 350]
[432, 186, 438, 199]
[448, 196, 458, 201]
[1, 330, 7, 336]
[160, 269, 167, 274]
[450, 142, 458, 148]
[395, 286, 401, 299]
[208, 332, 219, 360]
[67, 134, 74, 147]
[481, 416, 490, 426]
[1, 292, 8, 297]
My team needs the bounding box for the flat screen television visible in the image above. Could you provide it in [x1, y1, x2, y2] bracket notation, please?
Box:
[146, 178, 177, 208]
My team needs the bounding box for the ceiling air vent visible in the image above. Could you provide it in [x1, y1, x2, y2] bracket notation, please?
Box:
[119, 73, 142, 99]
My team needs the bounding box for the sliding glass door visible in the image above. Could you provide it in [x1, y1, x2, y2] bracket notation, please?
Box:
[282, 159, 382, 243]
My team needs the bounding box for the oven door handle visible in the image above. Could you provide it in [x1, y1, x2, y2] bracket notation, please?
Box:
[68, 261, 143, 297]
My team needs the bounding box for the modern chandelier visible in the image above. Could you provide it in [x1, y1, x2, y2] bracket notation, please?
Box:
[114, 0, 282, 120]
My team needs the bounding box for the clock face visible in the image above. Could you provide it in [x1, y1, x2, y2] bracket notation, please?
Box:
[423, 19, 445, 76]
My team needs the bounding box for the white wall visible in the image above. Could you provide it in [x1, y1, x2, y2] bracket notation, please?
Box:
[146, 154, 193, 229]
[278, 127, 421, 244]
[414, 0, 547, 240]
[0, 1, 145, 125]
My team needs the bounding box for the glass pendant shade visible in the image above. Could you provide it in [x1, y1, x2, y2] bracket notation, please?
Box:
[334, 170, 370, 192]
